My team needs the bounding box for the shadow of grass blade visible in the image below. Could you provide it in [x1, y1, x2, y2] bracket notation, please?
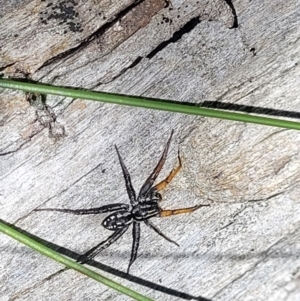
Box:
[0, 221, 154, 301]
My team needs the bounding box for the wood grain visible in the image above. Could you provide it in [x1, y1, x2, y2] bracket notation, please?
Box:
[1, 0, 300, 300]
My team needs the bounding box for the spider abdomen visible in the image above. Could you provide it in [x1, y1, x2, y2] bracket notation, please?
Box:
[102, 210, 132, 230]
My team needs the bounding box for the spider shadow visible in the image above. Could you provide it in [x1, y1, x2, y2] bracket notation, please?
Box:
[2, 219, 211, 301]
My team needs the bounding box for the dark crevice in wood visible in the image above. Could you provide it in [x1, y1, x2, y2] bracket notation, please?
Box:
[0, 131, 42, 156]
[223, 0, 238, 28]
[250, 47, 257, 56]
[0, 143, 28, 156]
[27, 161, 103, 214]
[247, 191, 286, 203]
[103, 56, 143, 84]
[0, 62, 15, 73]
[146, 16, 201, 59]
[8, 268, 67, 301]
[36, 0, 145, 71]
[127, 55, 143, 69]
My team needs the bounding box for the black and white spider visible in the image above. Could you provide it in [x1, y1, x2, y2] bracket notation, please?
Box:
[35, 130, 210, 273]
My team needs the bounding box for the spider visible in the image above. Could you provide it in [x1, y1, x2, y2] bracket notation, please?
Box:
[35, 130, 210, 273]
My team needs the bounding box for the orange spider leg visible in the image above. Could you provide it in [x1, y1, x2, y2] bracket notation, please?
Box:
[154, 150, 182, 192]
[160, 204, 210, 217]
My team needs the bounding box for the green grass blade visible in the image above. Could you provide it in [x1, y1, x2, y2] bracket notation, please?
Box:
[0, 220, 154, 301]
[1, 78, 300, 130]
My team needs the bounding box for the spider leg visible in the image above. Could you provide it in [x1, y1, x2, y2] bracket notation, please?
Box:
[153, 150, 181, 193]
[139, 130, 174, 197]
[34, 203, 129, 215]
[127, 221, 140, 273]
[115, 146, 137, 206]
[160, 204, 210, 217]
[144, 219, 179, 247]
[77, 226, 129, 263]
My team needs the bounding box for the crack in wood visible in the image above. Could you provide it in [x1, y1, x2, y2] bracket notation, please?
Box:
[210, 235, 287, 299]
[37, 0, 167, 71]
[0, 128, 43, 157]
[146, 16, 201, 59]
[223, 0, 238, 28]
[15, 161, 105, 225]
[8, 268, 67, 301]
[101, 56, 143, 84]
[36, 0, 143, 69]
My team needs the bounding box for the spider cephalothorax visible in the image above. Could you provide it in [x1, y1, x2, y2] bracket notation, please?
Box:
[35, 130, 210, 273]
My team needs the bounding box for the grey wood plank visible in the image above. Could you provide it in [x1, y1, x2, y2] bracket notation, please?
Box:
[1, 0, 300, 300]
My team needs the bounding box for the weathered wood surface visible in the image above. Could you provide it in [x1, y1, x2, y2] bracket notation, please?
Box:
[1, 0, 300, 300]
